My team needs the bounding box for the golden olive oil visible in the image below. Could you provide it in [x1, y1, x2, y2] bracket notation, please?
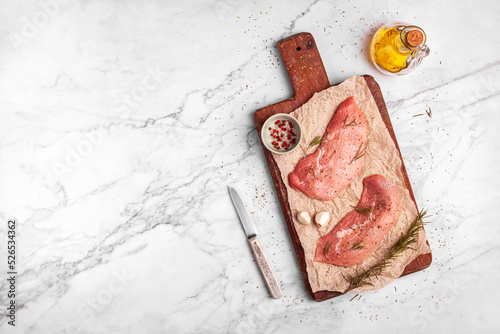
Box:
[370, 26, 410, 73]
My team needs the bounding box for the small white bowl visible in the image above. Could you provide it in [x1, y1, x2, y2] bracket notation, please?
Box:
[261, 113, 302, 155]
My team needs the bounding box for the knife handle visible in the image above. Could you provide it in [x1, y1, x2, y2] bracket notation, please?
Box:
[248, 236, 283, 299]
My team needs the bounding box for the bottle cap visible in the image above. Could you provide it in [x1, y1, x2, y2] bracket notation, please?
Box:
[406, 30, 424, 47]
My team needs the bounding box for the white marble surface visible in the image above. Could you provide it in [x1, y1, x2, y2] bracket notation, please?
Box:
[1, 0, 499, 333]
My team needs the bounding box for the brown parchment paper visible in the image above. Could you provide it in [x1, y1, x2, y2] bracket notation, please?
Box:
[273, 76, 431, 293]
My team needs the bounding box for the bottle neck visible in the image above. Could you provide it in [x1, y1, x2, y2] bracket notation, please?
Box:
[395, 34, 412, 54]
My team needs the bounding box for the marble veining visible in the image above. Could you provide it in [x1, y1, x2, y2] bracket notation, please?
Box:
[0, 0, 499, 333]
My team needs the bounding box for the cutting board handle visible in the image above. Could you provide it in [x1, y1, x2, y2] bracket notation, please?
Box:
[278, 32, 330, 105]
[255, 33, 330, 121]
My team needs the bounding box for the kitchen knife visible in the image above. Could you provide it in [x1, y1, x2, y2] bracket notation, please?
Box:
[228, 186, 283, 299]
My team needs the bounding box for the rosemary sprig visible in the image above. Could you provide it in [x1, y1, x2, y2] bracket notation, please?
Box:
[352, 206, 373, 216]
[306, 166, 316, 179]
[343, 209, 429, 293]
[309, 136, 323, 148]
[351, 240, 366, 251]
[343, 114, 357, 127]
[324, 241, 332, 256]
[350, 141, 368, 164]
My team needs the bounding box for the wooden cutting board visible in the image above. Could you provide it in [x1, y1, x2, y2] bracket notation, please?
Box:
[254, 32, 432, 302]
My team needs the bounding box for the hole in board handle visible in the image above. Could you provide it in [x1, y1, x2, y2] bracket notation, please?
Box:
[296, 47, 301, 51]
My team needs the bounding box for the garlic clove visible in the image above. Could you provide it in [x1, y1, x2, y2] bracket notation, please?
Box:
[315, 212, 330, 227]
[297, 212, 311, 225]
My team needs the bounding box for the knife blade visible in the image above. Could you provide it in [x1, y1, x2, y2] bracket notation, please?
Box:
[228, 186, 283, 299]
